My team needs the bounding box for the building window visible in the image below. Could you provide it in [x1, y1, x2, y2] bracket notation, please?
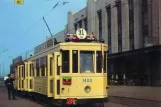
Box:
[116, 0, 122, 52]
[84, 18, 88, 32]
[78, 20, 82, 28]
[97, 10, 102, 40]
[129, 0, 134, 50]
[74, 23, 77, 33]
[106, 5, 112, 54]
[142, 0, 149, 46]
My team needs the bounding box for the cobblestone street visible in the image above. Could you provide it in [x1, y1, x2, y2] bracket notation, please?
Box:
[0, 86, 42, 107]
[0, 86, 130, 107]
[1, 85, 161, 107]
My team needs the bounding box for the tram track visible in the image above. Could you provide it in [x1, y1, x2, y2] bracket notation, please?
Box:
[1, 86, 160, 107]
[15, 93, 78, 107]
[109, 96, 161, 107]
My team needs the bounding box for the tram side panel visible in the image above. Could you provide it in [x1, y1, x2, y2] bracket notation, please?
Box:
[47, 54, 54, 97]
[33, 54, 54, 97]
[34, 77, 48, 95]
[20, 65, 23, 91]
[33, 57, 48, 95]
[25, 62, 33, 92]
[29, 62, 34, 92]
[17, 65, 21, 91]
[13, 65, 22, 91]
[24, 62, 28, 92]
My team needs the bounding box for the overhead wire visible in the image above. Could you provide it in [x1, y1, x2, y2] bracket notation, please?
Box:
[0, 0, 67, 74]
[4, 0, 153, 59]
[6, 0, 62, 51]
[15, 0, 145, 55]
[4, 0, 69, 60]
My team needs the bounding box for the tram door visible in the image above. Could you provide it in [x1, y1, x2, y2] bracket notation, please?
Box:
[53, 52, 61, 99]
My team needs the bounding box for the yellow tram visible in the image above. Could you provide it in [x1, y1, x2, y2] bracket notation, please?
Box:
[10, 29, 108, 107]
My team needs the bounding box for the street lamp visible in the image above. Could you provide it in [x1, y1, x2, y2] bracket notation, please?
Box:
[0, 56, 13, 77]
[0, 61, 4, 77]
[0, 49, 7, 77]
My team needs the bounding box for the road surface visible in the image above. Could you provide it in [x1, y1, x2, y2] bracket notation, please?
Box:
[0, 86, 129, 107]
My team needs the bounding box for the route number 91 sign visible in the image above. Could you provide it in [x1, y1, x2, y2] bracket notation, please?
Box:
[76, 28, 87, 39]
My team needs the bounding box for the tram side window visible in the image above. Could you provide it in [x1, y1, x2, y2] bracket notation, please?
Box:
[41, 66, 45, 76]
[36, 59, 40, 76]
[26, 64, 28, 77]
[22, 66, 25, 78]
[30, 64, 32, 76]
[50, 57, 53, 76]
[104, 52, 107, 73]
[24, 65, 26, 77]
[19, 67, 20, 77]
[21, 66, 23, 77]
[32, 64, 34, 77]
[72, 50, 78, 73]
[62, 50, 69, 73]
[36, 67, 39, 76]
[97, 51, 102, 73]
[40, 57, 45, 76]
[46, 56, 48, 76]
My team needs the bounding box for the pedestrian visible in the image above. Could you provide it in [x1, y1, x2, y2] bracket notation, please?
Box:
[5, 74, 17, 100]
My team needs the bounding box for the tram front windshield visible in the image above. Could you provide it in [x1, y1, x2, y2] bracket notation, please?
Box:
[62, 50, 106, 73]
[80, 51, 94, 73]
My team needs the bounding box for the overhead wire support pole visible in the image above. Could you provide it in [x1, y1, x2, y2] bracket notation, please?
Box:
[43, 17, 53, 37]
[42, 0, 62, 45]
[43, 17, 58, 45]
[6, 0, 62, 51]
[2, 61, 4, 77]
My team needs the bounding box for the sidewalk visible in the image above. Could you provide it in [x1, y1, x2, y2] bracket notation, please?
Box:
[0, 86, 42, 107]
[108, 85, 161, 101]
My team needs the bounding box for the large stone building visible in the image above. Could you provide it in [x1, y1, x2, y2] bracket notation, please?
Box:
[48, 0, 161, 86]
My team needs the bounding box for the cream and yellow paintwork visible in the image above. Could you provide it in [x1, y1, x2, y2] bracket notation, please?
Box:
[24, 61, 33, 92]
[13, 42, 108, 100]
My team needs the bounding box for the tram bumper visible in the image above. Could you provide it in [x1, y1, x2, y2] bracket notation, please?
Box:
[64, 97, 108, 105]
[77, 98, 108, 104]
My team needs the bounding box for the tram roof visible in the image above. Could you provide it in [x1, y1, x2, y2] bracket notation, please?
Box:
[27, 42, 108, 61]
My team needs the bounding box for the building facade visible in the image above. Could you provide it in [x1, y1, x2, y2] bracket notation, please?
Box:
[56, 0, 161, 51]
[51, 0, 161, 86]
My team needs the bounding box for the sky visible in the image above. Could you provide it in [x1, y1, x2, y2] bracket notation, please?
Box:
[0, 0, 87, 77]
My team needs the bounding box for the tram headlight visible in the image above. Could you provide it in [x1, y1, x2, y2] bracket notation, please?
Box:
[84, 85, 91, 93]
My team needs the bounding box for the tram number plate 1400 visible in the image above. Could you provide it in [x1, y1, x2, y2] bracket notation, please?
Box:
[83, 78, 92, 83]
